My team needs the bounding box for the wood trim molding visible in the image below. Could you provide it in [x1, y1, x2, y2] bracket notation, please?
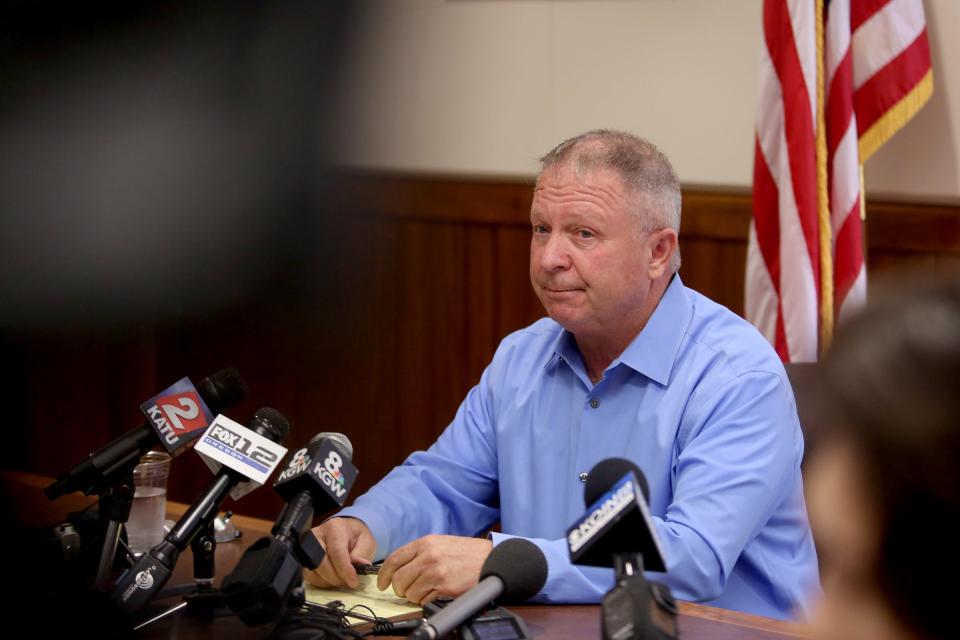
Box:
[336, 172, 534, 226]
[334, 171, 960, 254]
[866, 200, 960, 253]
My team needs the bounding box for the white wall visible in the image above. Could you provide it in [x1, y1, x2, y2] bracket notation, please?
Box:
[333, 0, 960, 203]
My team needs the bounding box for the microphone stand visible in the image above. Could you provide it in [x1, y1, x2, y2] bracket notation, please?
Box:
[613, 551, 644, 581]
[603, 552, 678, 640]
[94, 465, 138, 589]
[133, 521, 232, 631]
[184, 522, 228, 618]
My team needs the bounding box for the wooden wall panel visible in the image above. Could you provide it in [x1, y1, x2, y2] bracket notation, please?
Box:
[675, 238, 748, 315]
[938, 253, 960, 271]
[495, 226, 545, 338]
[465, 225, 498, 379]
[5, 172, 958, 521]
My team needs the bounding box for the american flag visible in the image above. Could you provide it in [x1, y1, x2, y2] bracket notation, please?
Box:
[745, 0, 934, 362]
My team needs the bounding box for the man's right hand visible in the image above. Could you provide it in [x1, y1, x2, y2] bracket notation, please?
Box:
[305, 517, 377, 589]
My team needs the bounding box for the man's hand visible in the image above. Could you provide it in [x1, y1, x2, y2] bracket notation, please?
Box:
[377, 535, 493, 605]
[305, 517, 377, 589]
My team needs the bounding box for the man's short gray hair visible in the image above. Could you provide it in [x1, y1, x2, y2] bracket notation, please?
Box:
[539, 130, 682, 272]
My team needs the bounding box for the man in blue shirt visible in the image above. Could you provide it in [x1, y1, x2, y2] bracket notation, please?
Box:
[307, 130, 820, 619]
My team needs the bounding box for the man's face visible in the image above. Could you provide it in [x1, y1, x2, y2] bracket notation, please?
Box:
[529, 166, 665, 338]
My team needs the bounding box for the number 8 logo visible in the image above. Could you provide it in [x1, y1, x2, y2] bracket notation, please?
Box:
[324, 451, 343, 475]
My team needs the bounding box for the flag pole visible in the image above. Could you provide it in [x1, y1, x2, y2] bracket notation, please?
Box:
[815, 0, 834, 357]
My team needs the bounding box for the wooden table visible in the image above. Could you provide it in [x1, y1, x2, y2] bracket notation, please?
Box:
[515, 604, 807, 640]
[6, 471, 810, 639]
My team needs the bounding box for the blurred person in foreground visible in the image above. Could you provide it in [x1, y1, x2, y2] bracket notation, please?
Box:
[804, 274, 960, 640]
[307, 130, 819, 619]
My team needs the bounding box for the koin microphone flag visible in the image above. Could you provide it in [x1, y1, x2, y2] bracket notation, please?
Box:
[221, 432, 359, 626]
[110, 408, 289, 615]
[408, 538, 547, 640]
[566, 458, 666, 572]
[45, 367, 248, 499]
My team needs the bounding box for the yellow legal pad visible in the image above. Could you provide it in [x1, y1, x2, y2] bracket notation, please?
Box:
[305, 575, 423, 625]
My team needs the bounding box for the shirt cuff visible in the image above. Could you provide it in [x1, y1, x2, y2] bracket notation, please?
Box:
[489, 531, 612, 603]
[488, 531, 553, 602]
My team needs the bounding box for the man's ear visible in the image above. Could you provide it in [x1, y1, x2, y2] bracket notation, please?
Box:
[647, 229, 678, 279]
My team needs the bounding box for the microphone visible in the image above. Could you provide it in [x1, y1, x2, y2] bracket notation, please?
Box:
[408, 538, 548, 640]
[566, 458, 666, 572]
[584, 457, 651, 506]
[221, 432, 359, 626]
[272, 432, 358, 522]
[570, 459, 677, 640]
[110, 407, 290, 614]
[45, 367, 249, 499]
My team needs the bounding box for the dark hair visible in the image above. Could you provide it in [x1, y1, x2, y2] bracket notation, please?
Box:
[809, 274, 960, 639]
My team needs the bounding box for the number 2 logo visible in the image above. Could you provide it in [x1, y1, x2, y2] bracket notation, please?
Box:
[161, 397, 200, 431]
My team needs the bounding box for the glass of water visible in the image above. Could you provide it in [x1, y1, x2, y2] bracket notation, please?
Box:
[127, 450, 171, 554]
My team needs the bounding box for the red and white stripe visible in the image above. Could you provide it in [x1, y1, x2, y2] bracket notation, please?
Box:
[746, 0, 820, 363]
[746, 0, 932, 361]
[825, 0, 866, 324]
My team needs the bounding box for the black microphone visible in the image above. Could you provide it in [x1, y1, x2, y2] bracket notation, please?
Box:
[584, 458, 651, 506]
[110, 407, 290, 615]
[567, 458, 666, 572]
[221, 432, 359, 626]
[271, 432, 358, 532]
[45, 367, 249, 499]
[408, 538, 548, 640]
[572, 459, 677, 640]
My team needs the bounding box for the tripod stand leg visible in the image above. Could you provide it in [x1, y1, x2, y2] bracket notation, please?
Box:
[133, 600, 189, 631]
[95, 519, 124, 589]
[95, 468, 137, 590]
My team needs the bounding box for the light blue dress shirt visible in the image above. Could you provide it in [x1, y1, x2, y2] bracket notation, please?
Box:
[339, 275, 820, 620]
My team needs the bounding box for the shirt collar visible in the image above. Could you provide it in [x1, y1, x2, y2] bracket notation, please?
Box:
[545, 275, 692, 387]
[615, 274, 691, 385]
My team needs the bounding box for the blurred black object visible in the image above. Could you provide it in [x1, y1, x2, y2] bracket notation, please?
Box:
[0, 0, 370, 508]
[0, 2, 363, 630]
[0, 497, 135, 636]
[0, 1, 360, 329]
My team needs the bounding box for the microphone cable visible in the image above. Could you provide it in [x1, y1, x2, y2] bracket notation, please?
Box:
[270, 598, 423, 639]
[269, 599, 363, 640]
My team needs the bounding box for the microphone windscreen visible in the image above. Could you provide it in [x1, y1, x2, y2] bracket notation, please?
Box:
[250, 407, 290, 444]
[584, 458, 650, 506]
[310, 431, 353, 459]
[198, 367, 249, 413]
[480, 538, 548, 602]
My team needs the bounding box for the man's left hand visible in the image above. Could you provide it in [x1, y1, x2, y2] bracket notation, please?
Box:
[377, 534, 494, 605]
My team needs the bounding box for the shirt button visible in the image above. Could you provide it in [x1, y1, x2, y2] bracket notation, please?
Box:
[590, 398, 600, 409]
[579, 473, 589, 483]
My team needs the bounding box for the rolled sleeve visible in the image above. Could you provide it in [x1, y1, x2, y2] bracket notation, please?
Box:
[489, 531, 612, 603]
[337, 366, 502, 559]
[655, 371, 802, 601]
